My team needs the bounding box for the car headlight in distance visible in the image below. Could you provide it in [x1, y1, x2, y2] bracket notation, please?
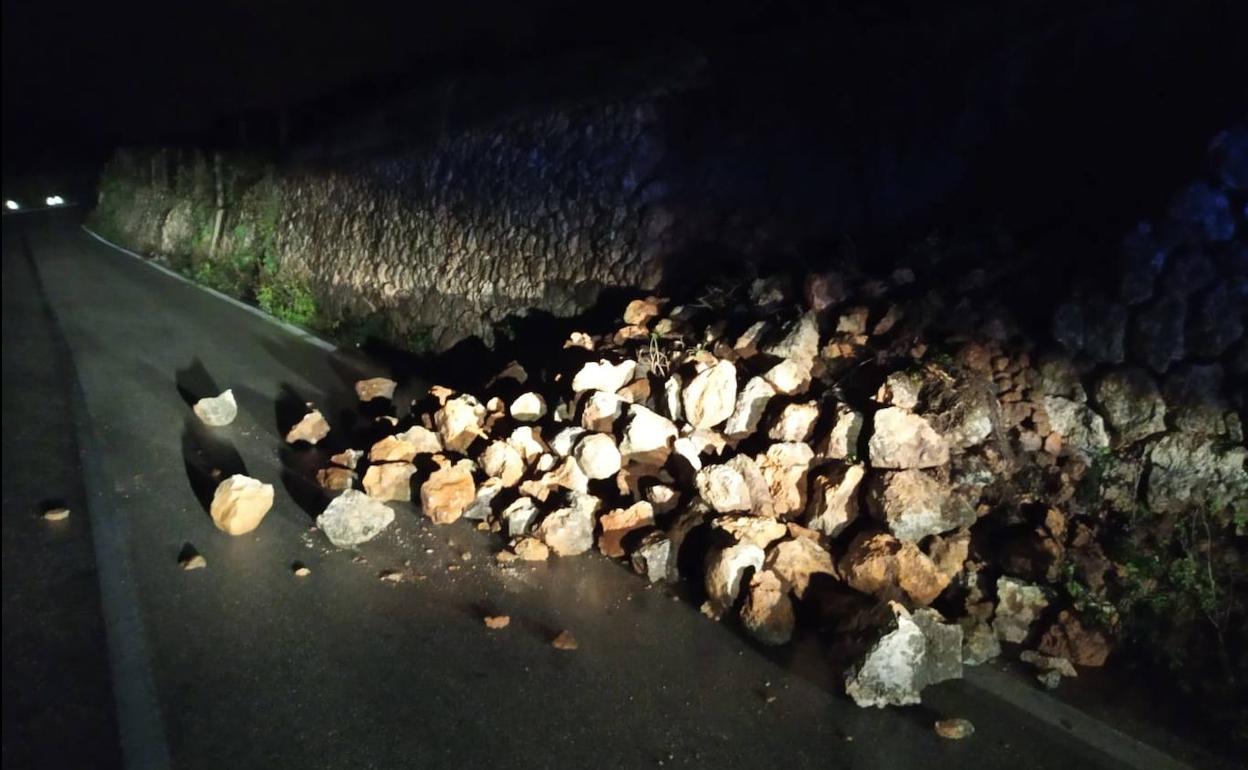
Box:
[45, 195, 64, 206]
[4, 200, 18, 210]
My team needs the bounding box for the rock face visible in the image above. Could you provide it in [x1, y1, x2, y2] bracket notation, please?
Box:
[210, 475, 274, 535]
[421, 460, 477, 524]
[1146, 433, 1248, 514]
[537, 492, 600, 555]
[1042, 396, 1109, 457]
[355, 377, 397, 402]
[704, 543, 766, 616]
[682, 360, 738, 429]
[286, 409, 330, 444]
[868, 408, 949, 469]
[741, 570, 795, 645]
[362, 462, 416, 502]
[317, 489, 395, 547]
[192, 389, 237, 426]
[844, 604, 963, 708]
[868, 470, 975, 543]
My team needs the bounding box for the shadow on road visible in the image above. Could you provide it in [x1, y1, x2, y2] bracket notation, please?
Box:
[175, 358, 220, 407]
[180, 415, 247, 513]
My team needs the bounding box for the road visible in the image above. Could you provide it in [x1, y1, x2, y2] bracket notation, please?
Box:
[0, 209, 1226, 770]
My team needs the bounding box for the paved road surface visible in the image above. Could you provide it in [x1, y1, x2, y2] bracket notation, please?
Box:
[1, 209, 1228, 770]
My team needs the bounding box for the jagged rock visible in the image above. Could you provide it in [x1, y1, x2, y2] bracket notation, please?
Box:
[616, 376, 652, 405]
[768, 401, 819, 442]
[619, 405, 679, 465]
[836, 306, 870, 335]
[192, 389, 237, 426]
[507, 426, 546, 463]
[574, 433, 622, 480]
[316, 466, 356, 491]
[763, 312, 820, 363]
[928, 530, 970, 582]
[464, 477, 504, 521]
[696, 463, 752, 513]
[631, 531, 674, 583]
[400, 426, 443, 454]
[821, 407, 864, 461]
[1129, 296, 1186, 373]
[868, 408, 949, 469]
[733, 320, 770, 359]
[549, 426, 587, 458]
[724, 376, 776, 438]
[993, 577, 1049, 643]
[756, 442, 814, 518]
[1052, 294, 1128, 364]
[712, 515, 787, 548]
[1041, 396, 1109, 458]
[840, 532, 950, 606]
[1020, 650, 1078, 687]
[803, 272, 847, 313]
[597, 501, 654, 557]
[209, 475, 274, 535]
[1037, 356, 1087, 401]
[960, 620, 1002, 665]
[421, 459, 477, 524]
[762, 359, 811, 396]
[1146, 433, 1248, 514]
[645, 484, 680, 514]
[538, 492, 600, 556]
[355, 377, 397, 402]
[844, 603, 963, 708]
[869, 470, 975, 543]
[764, 537, 836, 598]
[501, 496, 540, 537]
[369, 434, 419, 463]
[741, 570, 795, 645]
[581, 390, 625, 432]
[435, 395, 487, 453]
[876, 371, 923, 410]
[509, 392, 547, 422]
[623, 297, 663, 325]
[572, 359, 637, 393]
[686, 428, 728, 457]
[682, 360, 738, 430]
[512, 537, 550, 561]
[286, 409, 330, 444]
[1038, 610, 1111, 667]
[806, 464, 864, 537]
[564, 332, 595, 351]
[330, 448, 363, 469]
[527, 456, 590, 500]
[362, 462, 416, 502]
[480, 440, 525, 487]
[1163, 365, 1238, 438]
[1093, 367, 1166, 446]
[703, 543, 766, 617]
[317, 489, 395, 547]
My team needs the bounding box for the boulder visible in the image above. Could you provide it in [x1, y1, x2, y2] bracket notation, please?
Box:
[581, 390, 624, 432]
[537, 492, 600, 556]
[703, 543, 766, 616]
[619, 405, 679, 465]
[354, 377, 397, 402]
[192, 389, 237, 426]
[420, 459, 477, 524]
[1037, 610, 1111, 667]
[509, 392, 548, 422]
[839, 532, 950, 606]
[399, 426, 443, 454]
[572, 359, 637, 393]
[317, 489, 395, 547]
[286, 409, 330, 444]
[501, 496, 541, 537]
[762, 359, 811, 396]
[868, 470, 975, 543]
[574, 433, 623, 480]
[480, 440, 525, 487]
[1041, 396, 1109, 458]
[821, 407, 864, 461]
[844, 603, 963, 707]
[768, 401, 819, 442]
[362, 462, 416, 502]
[712, 515, 788, 548]
[316, 466, 356, 492]
[463, 477, 504, 521]
[209, 475, 274, 535]
[763, 312, 820, 363]
[806, 464, 864, 537]
[764, 537, 836, 598]
[696, 463, 752, 513]
[992, 577, 1049, 643]
[724, 376, 776, 438]
[550, 427, 587, 458]
[741, 570, 795, 645]
[434, 395, 487, 453]
[597, 501, 654, 557]
[682, 360, 739, 429]
[631, 531, 674, 583]
[507, 426, 546, 463]
[369, 434, 418, 463]
[756, 442, 814, 518]
[868, 408, 949, 469]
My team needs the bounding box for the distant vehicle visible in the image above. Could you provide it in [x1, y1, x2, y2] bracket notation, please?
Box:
[45, 195, 65, 206]
[4, 199, 19, 210]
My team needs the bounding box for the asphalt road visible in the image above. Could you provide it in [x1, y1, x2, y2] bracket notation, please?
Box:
[0, 209, 1226, 770]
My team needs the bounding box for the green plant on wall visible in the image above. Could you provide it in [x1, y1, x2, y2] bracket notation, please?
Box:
[256, 273, 318, 327]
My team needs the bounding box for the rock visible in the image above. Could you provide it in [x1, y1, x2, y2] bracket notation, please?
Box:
[713, 515, 788, 548]
[1020, 650, 1078, 685]
[868, 408, 950, 469]
[483, 615, 511, 629]
[399, 426, 443, 454]
[507, 426, 546, 463]
[316, 466, 356, 491]
[1129, 296, 1186, 373]
[369, 434, 419, 463]
[803, 272, 847, 313]
[844, 603, 963, 708]
[724, 376, 776, 438]
[480, 440, 525, 487]
[763, 312, 820, 363]
[703, 543, 766, 616]
[179, 545, 207, 570]
[564, 331, 595, 351]
[509, 392, 547, 422]
[696, 463, 752, 513]
[501, 496, 541, 537]
[876, 371, 923, 410]
[538, 456, 590, 496]
[756, 442, 814, 518]
[551, 630, 579, 650]
[581, 390, 624, 432]
[645, 484, 680, 515]
[960, 620, 1002, 665]
[671, 437, 703, 473]
[41, 507, 70, 522]
[762, 359, 811, 396]
[572, 359, 637, 394]
[623, 297, 663, 325]
[330, 448, 363, 469]
[1038, 610, 1111, 667]
[662, 375, 683, 421]
[836, 306, 870, 335]
[464, 477, 504, 521]
[317, 489, 396, 547]
[550, 427, 587, 458]
[286, 409, 330, 444]
[1037, 356, 1086, 401]
[741, 570, 795, 645]
[355, 377, 397, 402]
[764, 537, 836, 598]
[598, 501, 654, 557]
[1093, 367, 1166, 447]
[362, 462, 416, 502]
[209, 474, 274, 535]
[574, 433, 622, 480]
[512, 537, 550, 561]
[821, 407, 864, 461]
[619, 405, 679, 465]
[993, 577, 1049, 643]
[420, 460, 477, 524]
[1041, 396, 1109, 458]
[768, 401, 819, 442]
[1163, 364, 1232, 436]
[537, 492, 600, 556]
[435, 395, 487, 453]
[631, 531, 674, 583]
[806, 464, 864, 537]
[1052, 294, 1128, 364]
[868, 470, 974, 543]
[1146, 433, 1247, 515]
[192, 389, 237, 426]
[934, 719, 975, 740]
[682, 360, 738, 429]
[840, 532, 950, 606]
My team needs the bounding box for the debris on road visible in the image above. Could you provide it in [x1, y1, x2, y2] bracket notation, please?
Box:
[209, 474, 274, 535]
[934, 718, 975, 739]
[317, 489, 395, 547]
[285, 408, 330, 444]
[179, 544, 207, 570]
[483, 615, 511, 629]
[293, 563, 311, 577]
[551, 630, 579, 650]
[41, 506, 70, 522]
[192, 389, 238, 426]
[355, 377, 397, 402]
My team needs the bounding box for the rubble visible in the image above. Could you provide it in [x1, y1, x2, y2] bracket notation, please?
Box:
[934, 719, 975, 740]
[355, 377, 397, 402]
[868, 408, 949, 469]
[537, 492, 600, 556]
[420, 459, 477, 524]
[509, 392, 548, 422]
[192, 389, 237, 426]
[572, 360, 636, 393]
[704, 543, 766, 617]
[598, 501, 654, 558]
[435, 394, 487, 453]
[844, 604, 963, 707]
[286, 408, 330, 444]
[317, 489, 395, 547]
[764, 537, 836, 598]
[868, 470, 974, 543]
[573, 433, 622, 480]
[682, 360, 738, 429]
[42, 507, 70, 522]
[993, 577, 1049, 643]
[316, 466, 356, 491]
[806, 464, 864, 537]
[362, 462, 416, 502]
[741, 570, 795, 645]
[209, 474, 274, 535]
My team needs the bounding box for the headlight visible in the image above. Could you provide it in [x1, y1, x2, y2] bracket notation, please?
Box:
[4, 200, 18, 210]
[45, 195, 64, 206]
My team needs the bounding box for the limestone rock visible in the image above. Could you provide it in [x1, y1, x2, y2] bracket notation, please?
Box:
[712, 515, 788, 548]
[1093, 367, 1166, 447]
[192, 389, 237, 426]
[741, 570, 795, 645]
[1146, 433, 1247, 515]
[316, 466, 356, 491]
[513, 537, 550, 561]
[362, 462, 416, 502]
[538, 492, 600, 556]
[317, 489, 395, 547]
[480, 440, 525, 487]
[724, 376, 776, 438]
[631, 531, 674, 583]
[355, 377, 397, 402]
[840, 532, 950, 606]
[763, 312, 820, 363]
[869, 470, 975, 543]
[696, 463, 752, 513]
[876, 371, 923, 410]
[844, 603, 963, 708]
[574, 433, 622, 480]
[623, 297, 663, 325]
[821, 407, 864, 461]
[868, 408, 949, 469]
[420, 459, 477, 524]
[507, 426, 546, 463]
[550, 427, 587, 458]
[662, 375, 683, 421]
[768, 401, 819, 442]
[400, 426, 443, 454]
[209, 475, 274, 535]
[286, 409, 330, 445]
[764, 537, 836, 598]
[463, 477, 504, 521]
[369, 434, 418, 463]
[756, 442, 814, 518]
[572, 359, 637, 394]
[1037, 610, 1111, 667]
[329, 448, 363, 469]
[581, 390, 624, 432]
[703, 543, 766, 616]
[993, 577, 1049, 643]
[598, 501, 654, 557]
[1040, 396, 1109, 458]
[806, 464, 864, 537]
[509, 392, 548, 422]
[619, 405, 678, 465]
[501, 496, 540, 537]
[435, 395, 487, 453]
[682, 360, 739, 429]
[762, 359, 811, 396]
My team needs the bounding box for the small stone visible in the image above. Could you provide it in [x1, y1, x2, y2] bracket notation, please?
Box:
[483, 615, 511, 629]
[293, 564, 311, 577]
[934, 718, 974, 740]
[355, 377, 397, 402]
[179, 546, 207, 570]
[565, 331, 595, 350]
[682, 360, 738, 429]
[329, 448, 363, 469]
[572, 359, 637, 394]
[1020, 650, 1078, 682]
[362, 462, 416, 502]
[597, 502, 654, 558]
[741, 570, 795, 645]
[209, 475, 274, 535]
[551, 630, 579, 650]
[378, 569, 404, 583]
[317, 489, 396, 547]
[192, 389, 238, 426]
[286, 409, 330, 444]
[420, 460, 477, 524]
[573, 433, 622, 480]
[41, 507, 70, 522]
[509, 392, 547, 422]
[868, 408, 949, 469]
